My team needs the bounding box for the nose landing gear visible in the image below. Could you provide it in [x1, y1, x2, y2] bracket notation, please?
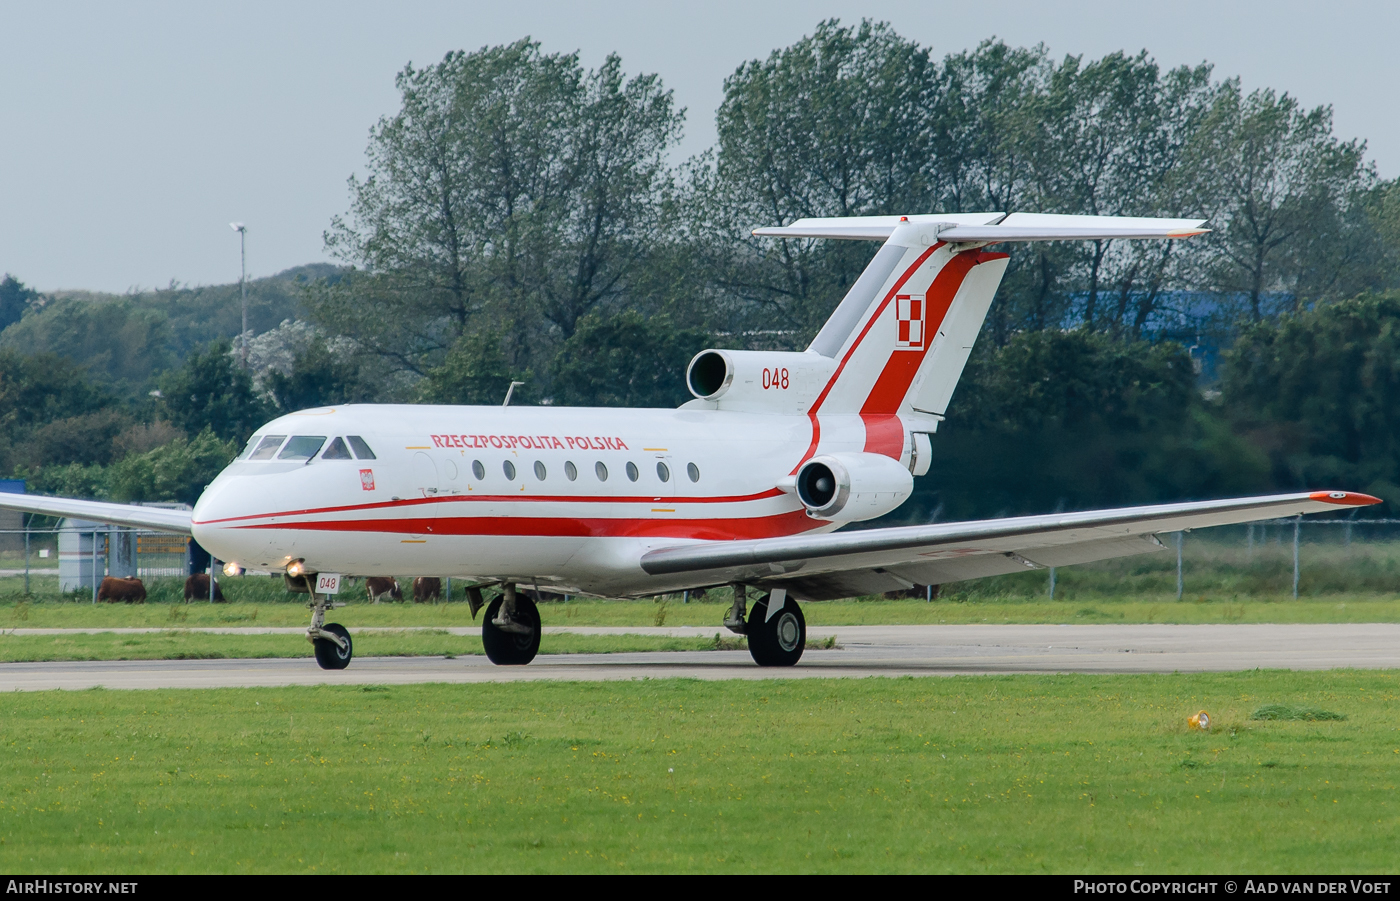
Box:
[482, 583, 541, 665]
[307, 588, 353, 670]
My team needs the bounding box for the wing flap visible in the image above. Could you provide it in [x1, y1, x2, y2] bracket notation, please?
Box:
[0, 494, 192, 534]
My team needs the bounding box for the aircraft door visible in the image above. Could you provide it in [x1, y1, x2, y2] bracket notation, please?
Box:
[412, 452, 440, 498]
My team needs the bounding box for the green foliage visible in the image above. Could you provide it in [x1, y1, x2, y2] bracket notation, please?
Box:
[417, 332, 524, 405]
[0, 296, 175, 395]
[550, 311, 711, 407]
[159, 340, 272, 444]
[1250, 703, 1347, 721]
[108, 429, 237, 505]
[17, 461, 110, 500]
[1225, 291, 1400, 503]
[12, 409, 132, 468]
[0, 349, 113, 429]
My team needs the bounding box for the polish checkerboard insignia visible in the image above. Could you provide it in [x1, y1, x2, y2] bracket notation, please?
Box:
[896, 293, 925, 349]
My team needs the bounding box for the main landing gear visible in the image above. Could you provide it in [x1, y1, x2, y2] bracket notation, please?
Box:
[725, 584, 806, 667]
[481, 583, 541, 665]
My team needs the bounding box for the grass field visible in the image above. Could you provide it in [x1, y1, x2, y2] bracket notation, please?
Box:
[1, 671, 1396, 873]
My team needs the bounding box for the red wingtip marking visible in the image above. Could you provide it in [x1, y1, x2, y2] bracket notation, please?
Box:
[1309, 491, 1382, 506]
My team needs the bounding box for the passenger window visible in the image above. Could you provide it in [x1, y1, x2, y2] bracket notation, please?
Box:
[321, 437, 353, 460]
[472, 460, 485, 480]
[595, 462, 608, 482]
[249, 435, 287, 460]
[534, 461, 547, 480]
[503, 460, 517, 480]
[279, 436, 327, 460]
[657, 462, 670, 482]
[346, 436, 377, 460]
[565, 461, 578, 481]
[626, 462, 639, 482]
[687, 463, 700, 482]
[237, 435, 260, 460]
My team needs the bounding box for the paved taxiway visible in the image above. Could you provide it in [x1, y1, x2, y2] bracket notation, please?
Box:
[1, 623, 1397, 690]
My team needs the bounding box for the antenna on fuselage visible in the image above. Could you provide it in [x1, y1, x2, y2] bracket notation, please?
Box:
[502, 381, 526, 407]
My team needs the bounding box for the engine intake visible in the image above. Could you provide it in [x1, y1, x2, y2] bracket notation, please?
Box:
[792, 452, 914, 522]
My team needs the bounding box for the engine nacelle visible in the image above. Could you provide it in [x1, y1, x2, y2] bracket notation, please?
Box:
[792, 452, 914, 523]
[686, 349, 837, 414]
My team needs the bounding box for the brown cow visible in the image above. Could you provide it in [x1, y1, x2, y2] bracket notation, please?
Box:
[366, 577, 402, 603]
[184, 573, 226, 602]
[412, 577, 441, 603]
[97, 576, 146, 603]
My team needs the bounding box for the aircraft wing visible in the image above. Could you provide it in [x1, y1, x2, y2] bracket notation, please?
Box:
[0, 494, 193, 535]
[640, 491, 1376, 600]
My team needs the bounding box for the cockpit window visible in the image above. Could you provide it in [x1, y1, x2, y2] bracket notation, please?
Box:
[248, 435, 287, 460]
[347, 435, 377, 460]
[321, 437, 353, 460]
[236, 435, 260, 460]
[278, 436, 327, 460]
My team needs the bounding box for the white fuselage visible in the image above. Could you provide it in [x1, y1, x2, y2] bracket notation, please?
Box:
[190, 404, 906, 597]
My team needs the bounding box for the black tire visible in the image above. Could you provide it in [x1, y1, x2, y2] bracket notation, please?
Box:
[313, 623, 353, 670]
[482, 595, 541, 665]
[746, 594, 805, 667]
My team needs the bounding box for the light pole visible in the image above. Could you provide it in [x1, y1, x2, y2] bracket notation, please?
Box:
[229, 222, 247, 368]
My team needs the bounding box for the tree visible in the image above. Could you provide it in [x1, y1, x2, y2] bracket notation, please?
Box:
[550, 311, 711, 407]
[159, 340, 271, 443]
[693, 19, 938, 344]
[1186, 84, 1377, 319]
[1224, 292, 1400, 504]
[417, 332, 524, 405]
[317, 40, 682, 385]
[108, 429, 237, 506]
[0, 275, 39, 332]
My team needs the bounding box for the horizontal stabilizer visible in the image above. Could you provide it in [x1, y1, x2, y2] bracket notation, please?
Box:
[0, 494, 193, 535]
[754, 212, 1208, 243]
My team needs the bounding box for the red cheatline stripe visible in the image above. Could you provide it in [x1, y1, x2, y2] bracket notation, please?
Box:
[193, 488, 787, 526]
[232, 510, 818, 541]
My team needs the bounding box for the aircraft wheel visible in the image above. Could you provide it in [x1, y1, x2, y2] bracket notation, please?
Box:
[482, 595, 541, 665]
[314, 623, 353, 670]
[746, 594, 805, 667]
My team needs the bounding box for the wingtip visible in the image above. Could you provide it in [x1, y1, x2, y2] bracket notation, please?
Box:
[1309, 491, 1382, 506]
[1168, 228, 1211, 238]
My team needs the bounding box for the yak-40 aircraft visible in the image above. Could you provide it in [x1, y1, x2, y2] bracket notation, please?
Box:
[1, 213, 1377, 669]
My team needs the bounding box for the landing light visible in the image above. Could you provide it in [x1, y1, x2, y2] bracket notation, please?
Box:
[286, 559, 307, 578]
[223, 561, 245, 577]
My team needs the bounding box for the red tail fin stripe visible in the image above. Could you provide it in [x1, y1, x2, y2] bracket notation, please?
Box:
[788, 242, 944, 475]
[859, 251, 982, 414]
[860, 413, 905, 458]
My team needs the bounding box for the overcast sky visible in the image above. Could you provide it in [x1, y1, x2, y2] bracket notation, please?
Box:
[2, 1, 1395, 293]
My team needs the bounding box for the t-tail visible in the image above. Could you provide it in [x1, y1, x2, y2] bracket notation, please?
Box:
[684, 212, 1208, 442]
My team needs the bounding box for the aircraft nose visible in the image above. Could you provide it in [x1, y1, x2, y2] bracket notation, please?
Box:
[191, 475, 258, 564]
